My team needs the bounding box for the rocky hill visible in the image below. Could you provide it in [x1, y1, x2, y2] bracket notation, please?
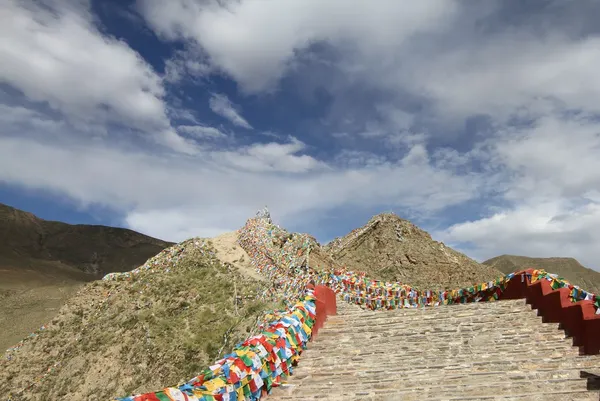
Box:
[324, 213, 503, 290]
[0, 202, 173, 353]
[1, 232, 275, 401]
[483, 255, 600, 294]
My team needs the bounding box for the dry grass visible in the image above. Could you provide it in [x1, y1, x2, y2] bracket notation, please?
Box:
[325, 213, 503, 290]
[1, 237, 277, 401]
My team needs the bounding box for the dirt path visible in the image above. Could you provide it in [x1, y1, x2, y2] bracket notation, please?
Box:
[210, 231, 265, 282]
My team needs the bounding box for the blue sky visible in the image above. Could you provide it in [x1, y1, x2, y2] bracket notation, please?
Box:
[2, 0, 600, 269]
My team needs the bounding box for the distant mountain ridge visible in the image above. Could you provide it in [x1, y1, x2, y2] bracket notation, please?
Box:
[483, 254, 600, 295]
[0, 202, 173, 277]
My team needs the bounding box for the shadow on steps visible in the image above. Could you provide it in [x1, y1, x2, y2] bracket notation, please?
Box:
[580, 371, 600, 395]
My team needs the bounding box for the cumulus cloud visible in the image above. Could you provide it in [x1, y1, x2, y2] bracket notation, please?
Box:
[440, 200, 600, 269]
[0, 122, 480, 241]
[493, 112, 600, 200]
[139, 0, 600, 126]
[439, 111, 600, 268]
[164, 48, 212, 84]
[138, 0, 458, 93]
[218, 138, 328, 173]
[208, 93, 253, 129]
[400, 34, 600, 123]
[0, 0, 194, 152]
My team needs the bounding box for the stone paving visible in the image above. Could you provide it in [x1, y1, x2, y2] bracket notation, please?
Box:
[269, 299, 600, 401]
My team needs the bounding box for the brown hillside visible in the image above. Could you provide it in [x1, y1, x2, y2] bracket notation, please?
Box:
[324, 213, 503, 290]
[1, 233, 276, 401]
[0, 202, 173, 276]
[483, 255, 600, 294]
[0, 202, 173, 352]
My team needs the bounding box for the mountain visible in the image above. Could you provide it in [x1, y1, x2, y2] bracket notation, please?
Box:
[0, 202, 174, 277]
[4, 210, 597, 400]
[324, 213, 503, 290]
[483, 254, 600, 295]
[0, 202, 174, 353]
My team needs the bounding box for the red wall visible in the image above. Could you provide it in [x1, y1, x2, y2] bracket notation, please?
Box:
[500, 269, 600, 355]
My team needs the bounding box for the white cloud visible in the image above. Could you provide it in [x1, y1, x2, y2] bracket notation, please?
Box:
[178, 125, 228, 140]
[440, 200, 600, 269]
[493, 112, 600, 200]
[208, 93, 252, 129]
[0, 121, 479, 242]
[136, 0, 600, 269]
[126, 209, 231, 241]
[400, 34, 600, 123]
[138, 0, 458, 93]
[220, 138, 326, 173]
[139, 1, 600, 127]
[164, 48, 212, 84]
[0, 0, 194, 152]
[439, 112, 600, 269]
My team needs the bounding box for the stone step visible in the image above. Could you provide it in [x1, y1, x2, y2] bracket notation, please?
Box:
[290, 365, 595, 385]
[304, 347, 578, 361]
[335, 308, 537, 321]
[308, 331, 572, 349]
[304, 344, 579, 360]
[269, 388, 599, 401]
[279, 376, 589, 395]
[297, 352, 599, 373]
[272, 378, 587, 400]
[330, 308, 546, 325]
[318, 321, 560, 336]
[327, 313, 549, 328]
[267, 299, 600, 400]
[335, 299, 530, 315]
[316, 326, 563, 342]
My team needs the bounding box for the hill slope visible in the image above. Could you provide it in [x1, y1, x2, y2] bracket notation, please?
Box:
[1, 232, 275, 401]
[325, 213, 502, 290]
[483, 254, 600, 294]
[0, 202, 173, 352]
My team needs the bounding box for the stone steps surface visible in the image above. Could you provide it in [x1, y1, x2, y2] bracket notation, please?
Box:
[267, 299, 600, 401]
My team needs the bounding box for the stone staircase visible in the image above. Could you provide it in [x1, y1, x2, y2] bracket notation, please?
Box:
[268, 299, 600, 400]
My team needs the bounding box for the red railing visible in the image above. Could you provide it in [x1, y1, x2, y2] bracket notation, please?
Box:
[500, 269, 600, 354]
[307, 284, 337, 339]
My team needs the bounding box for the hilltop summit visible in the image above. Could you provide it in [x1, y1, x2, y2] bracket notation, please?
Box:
[325, 212, 502, 290]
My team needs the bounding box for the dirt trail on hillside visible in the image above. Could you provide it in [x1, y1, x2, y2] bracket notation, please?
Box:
[211, 232, 265, 282]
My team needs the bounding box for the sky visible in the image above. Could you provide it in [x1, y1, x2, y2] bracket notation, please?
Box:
[1, 0, 600, 270]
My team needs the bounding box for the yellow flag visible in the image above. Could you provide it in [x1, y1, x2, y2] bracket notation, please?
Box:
[203, 377, 227, 392]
